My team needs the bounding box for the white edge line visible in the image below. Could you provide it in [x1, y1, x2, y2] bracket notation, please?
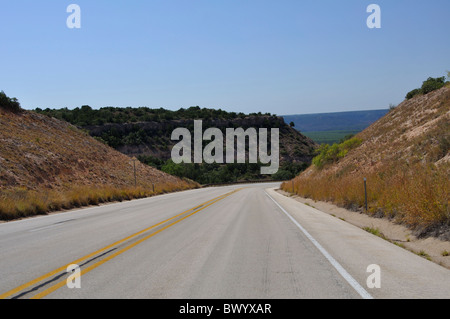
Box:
[264, 190, 373, 300]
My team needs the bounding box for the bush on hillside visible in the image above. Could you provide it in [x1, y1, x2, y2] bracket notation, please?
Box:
[406, 88, 422, 100]
[312, 137, 363, 169]
[0, 91, 22, 113]
[406, 76, 447, 100]
[421, 76, 446, 94]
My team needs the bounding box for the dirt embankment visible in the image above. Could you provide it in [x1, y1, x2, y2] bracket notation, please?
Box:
[0, 108, 199, 220]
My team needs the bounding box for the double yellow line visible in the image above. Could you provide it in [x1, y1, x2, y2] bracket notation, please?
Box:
[1, 188, 241, 299]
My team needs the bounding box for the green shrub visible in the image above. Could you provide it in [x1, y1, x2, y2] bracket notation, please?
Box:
[0, 91, 22, 113]
[406, 76, 447, 100]
[312, 137, 363, 169]
[421, 76, 446, 94]
[406, 88, 422, 100]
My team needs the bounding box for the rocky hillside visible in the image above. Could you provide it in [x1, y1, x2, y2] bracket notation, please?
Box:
[36, 106, 317, 182]
[84, 116, 316, 164]
[283, 84, 450, 239]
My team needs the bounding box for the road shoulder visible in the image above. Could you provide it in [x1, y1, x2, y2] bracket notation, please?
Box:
[275, 189, 450, 270]
[266, 187, 450, 299]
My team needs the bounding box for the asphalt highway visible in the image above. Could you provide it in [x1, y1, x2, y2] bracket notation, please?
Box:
[0, 183, 448, 299]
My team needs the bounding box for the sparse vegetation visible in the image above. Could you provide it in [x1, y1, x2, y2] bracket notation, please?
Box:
[393, 242, 406, 249]
[363, 226, 386, 240]
[416, 250, 432, 261]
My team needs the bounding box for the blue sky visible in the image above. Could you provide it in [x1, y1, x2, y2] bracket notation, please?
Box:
[0, 0, 449, 114]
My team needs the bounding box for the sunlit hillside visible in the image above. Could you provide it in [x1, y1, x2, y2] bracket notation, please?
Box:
[0, 95, 198, 220]
[282, 84, 450, 239]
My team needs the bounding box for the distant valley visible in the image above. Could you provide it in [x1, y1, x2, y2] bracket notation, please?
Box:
[283, 109, 389, 144]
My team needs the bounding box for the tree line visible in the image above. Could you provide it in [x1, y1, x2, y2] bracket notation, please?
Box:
[35, 105, 274, 126]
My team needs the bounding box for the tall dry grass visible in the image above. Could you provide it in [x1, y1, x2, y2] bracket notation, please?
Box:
[0, 180, 198, 221]
[281, 161, 449, 236]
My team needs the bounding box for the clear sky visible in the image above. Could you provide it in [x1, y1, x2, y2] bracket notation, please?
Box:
[1, 0, 449, 114]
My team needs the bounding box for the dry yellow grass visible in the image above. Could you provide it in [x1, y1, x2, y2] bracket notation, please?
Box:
[283, 161, 449, 235]
[0, 181, 198, 221]
[282, 86, 450, 238]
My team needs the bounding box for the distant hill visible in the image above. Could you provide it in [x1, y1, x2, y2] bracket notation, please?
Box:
[282, 85, 450, 239]
[36, 106, 318, 183]
[283, 109, 389, 132]
[0, 104, 198, 220]
[283, 110, 389, 144]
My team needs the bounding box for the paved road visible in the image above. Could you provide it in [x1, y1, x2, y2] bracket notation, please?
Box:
[0, 183, 449, 299]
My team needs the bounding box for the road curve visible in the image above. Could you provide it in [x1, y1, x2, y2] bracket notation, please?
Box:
[0, 183, 448, 299]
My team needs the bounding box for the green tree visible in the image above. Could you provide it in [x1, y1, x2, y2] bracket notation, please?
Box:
[161, 159, 186, 178]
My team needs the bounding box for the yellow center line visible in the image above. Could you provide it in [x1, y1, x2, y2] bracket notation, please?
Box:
[0, 188, 240, 299]
[31, 188, 240, 299]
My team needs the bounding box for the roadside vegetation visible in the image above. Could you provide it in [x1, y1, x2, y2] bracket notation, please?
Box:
[0, 182, 197, 221]
[283, 160, 449, 238]
[312, 136, 362, 169]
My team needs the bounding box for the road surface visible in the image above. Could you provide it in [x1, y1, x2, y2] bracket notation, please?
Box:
[0, 183, 449, 299]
